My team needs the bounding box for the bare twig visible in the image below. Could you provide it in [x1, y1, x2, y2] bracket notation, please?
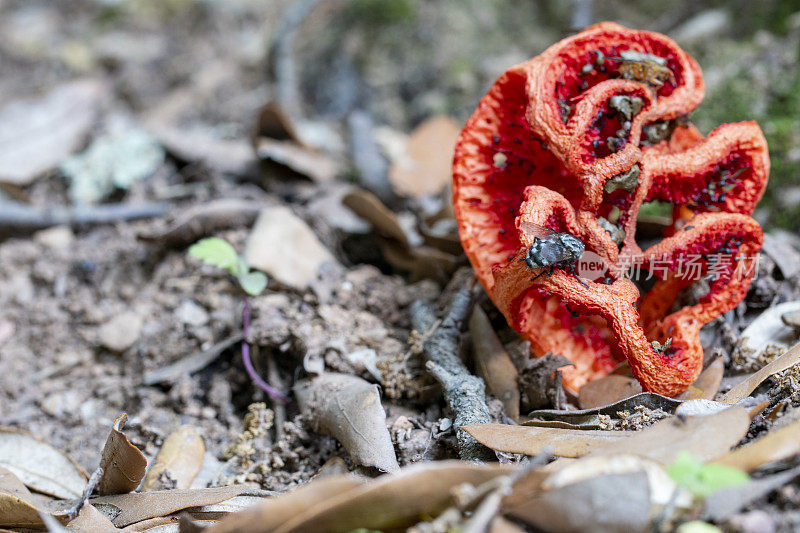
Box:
[142, 333, 243, 385]
[63, 466, 104, 520]
[0, 201, 168, 233]
[410, 278, 494, 462]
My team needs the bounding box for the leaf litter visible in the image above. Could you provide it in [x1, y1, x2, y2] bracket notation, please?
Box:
[2, 2, 800, 533]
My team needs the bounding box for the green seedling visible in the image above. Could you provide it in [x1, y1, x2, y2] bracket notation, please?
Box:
[188, 237, 286, 401]
[667, 450, 749, 498]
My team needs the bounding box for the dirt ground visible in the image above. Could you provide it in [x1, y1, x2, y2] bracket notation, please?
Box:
[3, 1, 800, 531]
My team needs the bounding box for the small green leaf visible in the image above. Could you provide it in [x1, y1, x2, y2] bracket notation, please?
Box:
[238, 270, 268, 296]
[676, 521, 722, 533]
[188, 238, 239, 274]
[667, 451, 749, 497]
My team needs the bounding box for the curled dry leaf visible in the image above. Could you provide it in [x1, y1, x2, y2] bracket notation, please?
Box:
[294, 372, 399, 472]
[342, 188, 410, 246]
[0, 466, 63, 529]
[66, 502, 117, 532]
[90, 484, 259, 527]
[503, 455, 684, 533]
[389, 116, 461, 198]
[721, 341, 800, 404]
[578, 375, 642, 409]
[206, 476, 363, 533]
[97, 414, 148, 496]
[738, 302, 800, 353]
[138, 199, 264, 247]
[274, 461, 512, 533]
[525, 392, 682, 429]
[462, 423, 626, 457]
[151, 125, 258, 176]
[679, 357, 724, 401]
[244, 206, 336, 290]
[142, 426, 204, 491]
[470, 306, 520, 421]
[255, 137, 342, 183]
[0, 427, 87, 499]
[713, 419, 800, 473]
[591, 407, 750, 464]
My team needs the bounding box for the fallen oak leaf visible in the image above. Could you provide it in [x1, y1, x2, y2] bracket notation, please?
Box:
[90, 484, 260, 527]
[294, 372, 399, 472]
[711, 418, 800, 473]
[470, 306, 520, 421]
[0, 467, 65, 529]
[524, 392, 682, 429]
[590, 407, 751, 464]
[0, 427, 87, 499]
[205, 476, 363, 533]
[274, 461, 513, 533]
[97, 414, 147, 496]
[141, 426, 204, 491]
[462, 423, 626, 457]
[503, 455, 686, 533]
[720, 341, 800, 404]
[66, 503, 117, 532]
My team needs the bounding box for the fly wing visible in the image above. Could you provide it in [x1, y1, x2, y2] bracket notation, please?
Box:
[519, 221, 559, 239]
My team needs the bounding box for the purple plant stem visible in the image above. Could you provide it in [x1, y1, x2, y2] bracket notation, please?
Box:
[242, 296, 290, 402]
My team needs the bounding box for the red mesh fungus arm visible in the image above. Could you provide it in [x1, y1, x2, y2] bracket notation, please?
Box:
[453, 22, 768, 396]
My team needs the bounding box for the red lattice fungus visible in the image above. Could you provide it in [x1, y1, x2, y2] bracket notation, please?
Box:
[453, 22, 768, 396]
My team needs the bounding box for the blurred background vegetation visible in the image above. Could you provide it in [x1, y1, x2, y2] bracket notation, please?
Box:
[2, 0, 798, 229]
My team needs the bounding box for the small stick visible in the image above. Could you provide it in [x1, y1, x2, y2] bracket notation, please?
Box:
[63, 466, 104, 520]
[411, 276, 495, 462]
[0, 201, 168, 232]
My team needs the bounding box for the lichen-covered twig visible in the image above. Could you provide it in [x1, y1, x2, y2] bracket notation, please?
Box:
[410, 278, 494, 462]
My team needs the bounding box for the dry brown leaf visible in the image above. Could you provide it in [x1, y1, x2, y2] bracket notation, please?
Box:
[275, 462, 513, 533]
[0, 80, 104, 186]
[503, 455, 678, 533]
[712, 418, 800, 472]
[98, 414, 148, 496]
[295, 373, 399, 472]
[470, 307, 520, 421]
[524, 392, 682, 429]
[518, 353, 574, 412]
[462, 424, 625, 457]
[389, 116, 461, 197]
[0, 427, 87, 499]
[90, 484, 258, 527]
[151, 125, 258, 176]
[378, 239, 458, 281]
[142, 426, 204, 491]
[314, 456, 350, 479]
[206, 476, 362, 533]
[138, 199, 263, 247]
[703, 465, 800, 521]
[0, 467, 63, 529]
[66, 503, 117, 532]
[342, 189, 410, 246]
[679, 357, 724, 401]
[721, 341, 800, 403]
[244, 206, 336, 290]
[578, 375, 642, 409]
[738, 302, 800, 353]
[254, 137, 341, 182]
[591, 406, 750, 463]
